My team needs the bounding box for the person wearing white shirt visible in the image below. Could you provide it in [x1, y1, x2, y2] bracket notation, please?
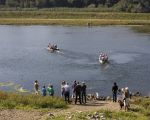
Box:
[63, 83, 70, 103]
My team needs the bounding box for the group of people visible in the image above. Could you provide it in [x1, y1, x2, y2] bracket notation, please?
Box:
[34, 80, 87, 104]
[61, 80, 87, 104]
[99, 53, 108, 61]
[48, 43, 58, 50]
[112, 82, 131, 111]
[34, 80, 54, 96]
[34, 80, 131, 110]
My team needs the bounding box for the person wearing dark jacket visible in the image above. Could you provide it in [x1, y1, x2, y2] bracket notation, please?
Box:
[81, 82, 87, 104]
[74, 82, 82, 104]
[112, 82, 118, 102]
[42, 86, 47, 96]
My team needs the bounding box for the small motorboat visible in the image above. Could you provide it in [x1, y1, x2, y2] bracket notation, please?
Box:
[47, 47, 59, 52]
[99, 53, 109, 64]
[47, 43, 59, 52]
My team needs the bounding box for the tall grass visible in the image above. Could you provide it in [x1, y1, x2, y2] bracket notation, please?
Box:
[0, 91, 66, 109]
[131, 97, 150, 117]
[0, 11, 149, 20]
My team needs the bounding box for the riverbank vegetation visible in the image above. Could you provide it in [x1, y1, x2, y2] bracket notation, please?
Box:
[48, 97, 150, 120]
[0, 1, 149, 33]
[0, 11, 149, 26]
[0, 10, 149, 20]
[0, 91, 150, 119]
[0, 91, 66, 109]
[0, 0, 150, 13]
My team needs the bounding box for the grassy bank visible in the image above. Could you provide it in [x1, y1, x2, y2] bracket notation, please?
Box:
[0, 90, 150, 120]
[0, 10, 149, 26]
[48, 97, 150, 120]
[0, 18, 150, 26]
[0, 91, 66, 109]
[0, 11, 149, 20]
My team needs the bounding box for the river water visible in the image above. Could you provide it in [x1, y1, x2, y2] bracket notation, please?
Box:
[0, 25, 150, 96]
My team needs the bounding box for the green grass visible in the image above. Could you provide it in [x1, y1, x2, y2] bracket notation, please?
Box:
[0, 18, 150, 26]
[0, 10, 149, 26]
[47, 97, 150, 120]
[0, 91, 66, 109]
[0, 11, 149, 20]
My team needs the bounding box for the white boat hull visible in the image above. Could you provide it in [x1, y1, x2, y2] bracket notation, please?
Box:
[99, 57, 108, 64]
[99, 59, 104, 64]
[47, 47, 60, 52]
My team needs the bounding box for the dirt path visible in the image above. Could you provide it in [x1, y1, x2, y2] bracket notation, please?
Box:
[0, 109, 43, 120]
[0, 100, 120, 120]
[53, 100, 120, 115]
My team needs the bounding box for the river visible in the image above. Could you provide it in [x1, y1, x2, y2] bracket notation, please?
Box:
[0, 25, 150, 96]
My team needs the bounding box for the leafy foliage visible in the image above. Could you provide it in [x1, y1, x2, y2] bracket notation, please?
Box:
[0, 0, 149, 12]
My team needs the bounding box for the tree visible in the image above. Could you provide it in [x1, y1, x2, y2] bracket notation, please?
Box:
[5, 0, 19, 7]
[0, 0, 6, 5]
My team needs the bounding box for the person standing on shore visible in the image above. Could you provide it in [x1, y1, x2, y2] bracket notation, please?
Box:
[117, 89, 124, 110]
[72, 80, 77, 98]
[47, 84, 54, 96]
[123, 87, 130, 111]
[61, 81, 66, 97]
[112, 82, 118, 102]
[34, 80, 39, 95]
[63, 82, 70, 103]
[74, 82, 82, 104]
[42, 85, 47, 96]
[81, 82, 87, 104]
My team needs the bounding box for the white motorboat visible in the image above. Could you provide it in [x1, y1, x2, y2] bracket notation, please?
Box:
[99, 54, 108, 64]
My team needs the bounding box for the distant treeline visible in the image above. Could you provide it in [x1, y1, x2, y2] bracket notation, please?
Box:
[0, 0, 149, 12]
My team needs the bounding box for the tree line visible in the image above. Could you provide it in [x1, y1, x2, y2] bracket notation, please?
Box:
[0, 0, 149, 12]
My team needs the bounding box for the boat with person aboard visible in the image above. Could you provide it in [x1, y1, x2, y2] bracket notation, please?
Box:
[47, 43, 59, 52]
[99, 53, 109, 64]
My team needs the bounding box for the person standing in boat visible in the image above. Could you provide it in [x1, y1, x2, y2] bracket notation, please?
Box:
[54, 44, 57, 49]
[48, 43, 51, 48]
[34, 80, 39, 95]
[104, 53, 108, 61]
